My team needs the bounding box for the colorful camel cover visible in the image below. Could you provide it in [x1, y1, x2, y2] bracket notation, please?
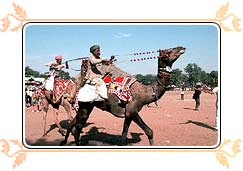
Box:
[108, 77, 137, 102]
[53, 78, 70, 103]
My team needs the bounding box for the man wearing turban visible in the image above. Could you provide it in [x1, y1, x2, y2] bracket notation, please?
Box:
[85, 45, 112, 80]
[44, 55, 69, 102]
[77, 45, 113, 102]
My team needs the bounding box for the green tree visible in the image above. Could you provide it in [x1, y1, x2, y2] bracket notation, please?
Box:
[25, 66, 41, 77]
[135, 74, 156, 85]
[25, 66, 71, 80]
[170, 68, 183, 86]
[181, 73, 189, 87]
[184, 63, 202, 86]
[200, 71, 208, 84]
[207, 71, 218, 87]
[39, 73, 48, 79]
[135, 65, 218, 88]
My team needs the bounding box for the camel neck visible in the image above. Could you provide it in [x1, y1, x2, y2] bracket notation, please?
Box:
[142, 73, 170, 105]
[155, 72, 171, 98]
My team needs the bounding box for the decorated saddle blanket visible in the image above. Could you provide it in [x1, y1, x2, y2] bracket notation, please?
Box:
[108, 77, 137, 102]
[53, 78, 70, 103]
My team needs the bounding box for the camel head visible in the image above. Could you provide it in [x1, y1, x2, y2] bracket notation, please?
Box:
[158, 46, 186, 70]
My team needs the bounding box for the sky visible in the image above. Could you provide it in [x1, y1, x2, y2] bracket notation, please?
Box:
[24, 23, 219, 77]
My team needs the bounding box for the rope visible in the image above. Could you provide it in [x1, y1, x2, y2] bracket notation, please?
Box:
[63, 57, 89, 63]
[130, 56, 160, 62]
[62, 49, 163, 71]
[68, 55, 162, 71]
[113, 50, 160, 57]
[62, 49, 162, 64]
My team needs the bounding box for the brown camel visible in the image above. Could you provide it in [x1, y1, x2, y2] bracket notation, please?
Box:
[60, 46, 186, 145]
[40, 80, 77, 136]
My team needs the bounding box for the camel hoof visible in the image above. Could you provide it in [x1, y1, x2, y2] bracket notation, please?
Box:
[149, 139, 154, 146]
[43, 132, 49, 137]
[59, 140, 67, 146]
[121, 136, 127, 146]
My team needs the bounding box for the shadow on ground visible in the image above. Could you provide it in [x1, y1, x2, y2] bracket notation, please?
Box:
[25, 123, 143, 146]
[183, 107, 196, 111]
[70, 126, 143, 146]
[44, 120, 94, 136]
[180, 120, 217, 131]
[25, 138, 64, 146]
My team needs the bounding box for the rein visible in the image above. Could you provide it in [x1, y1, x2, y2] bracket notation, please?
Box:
[63, 57, 89, 63]
[63, 49, 160, 64]
[113, 50, 160, 57]
[62, 49, 173, 73]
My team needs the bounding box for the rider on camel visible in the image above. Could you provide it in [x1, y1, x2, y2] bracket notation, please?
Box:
[46, 55, 68, 78]
[86, 45, 113, 82]
[77, 45, 113, 102]
[44, 55, 69, 101]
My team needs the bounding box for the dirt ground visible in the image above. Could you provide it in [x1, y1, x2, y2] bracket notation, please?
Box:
[24, 91, 219, 147]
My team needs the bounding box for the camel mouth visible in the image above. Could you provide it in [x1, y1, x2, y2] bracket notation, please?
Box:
[171, 46, 186, 61]
[158, 46, 186, 69]
[179, 48, 186, 54]
[174, 46, 186, 56]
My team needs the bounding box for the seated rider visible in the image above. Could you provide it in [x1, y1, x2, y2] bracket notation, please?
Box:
[86, 45, 113, 82]
[77, 45, 113, 102]
[44, 55, 69, 100]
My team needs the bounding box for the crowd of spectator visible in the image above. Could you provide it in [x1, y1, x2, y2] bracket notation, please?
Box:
[25, 83, 43, 112]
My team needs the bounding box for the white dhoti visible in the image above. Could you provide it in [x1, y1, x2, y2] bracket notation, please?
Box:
[77, 78, 108, 102]
[44, 75, 54, 91]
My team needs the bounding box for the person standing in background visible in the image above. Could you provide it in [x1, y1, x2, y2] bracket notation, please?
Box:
[192, 84, 201, 111]
[212, 87, 219, 129]
[180, 87, 185, 100]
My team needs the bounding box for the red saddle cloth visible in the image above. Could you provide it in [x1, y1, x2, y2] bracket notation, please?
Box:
[103, 75, 112, 83]
[53, 78, 70, 103]
[108, 77, 136, 102]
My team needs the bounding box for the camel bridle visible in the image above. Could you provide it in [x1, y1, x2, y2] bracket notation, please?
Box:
[156, 67, 171, 90]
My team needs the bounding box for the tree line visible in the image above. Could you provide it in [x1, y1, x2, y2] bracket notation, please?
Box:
[136, 63, 218, 88]
[25, 63, 218, 88]
[25, 66, 72, 80]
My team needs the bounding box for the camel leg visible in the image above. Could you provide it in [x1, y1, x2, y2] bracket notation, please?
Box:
[43, 111, 48, 136]
[44, 90, 52, 101]
[59, 110, 82, 146]
[59, 117, 77, 146]
[73, 102, 94, 145]
[71, 110, 84, 146]
[132, 114, 154, 145]
[41, 98, 49, 136]
[121, 117, 132, 145]
[62, 99, 73, 121]
[59, 102, 94, 146]
[61, 98, 73, 121]
[73, 123, 82, 146]
[52, 108, 66, 136]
